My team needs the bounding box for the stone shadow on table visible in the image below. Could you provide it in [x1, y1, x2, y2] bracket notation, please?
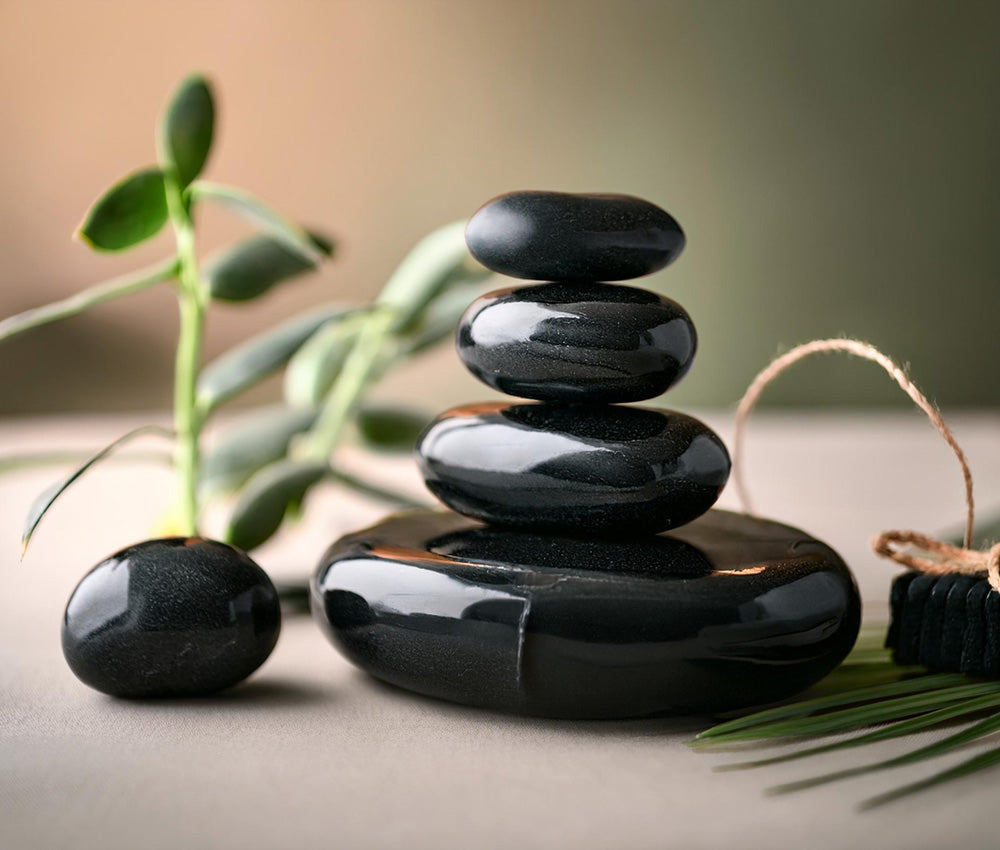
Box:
[126, 677, 337, 711]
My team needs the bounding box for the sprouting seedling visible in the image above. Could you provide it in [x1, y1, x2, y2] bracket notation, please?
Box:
[1, 73, 497, 558]
[3, 73, 336, 553]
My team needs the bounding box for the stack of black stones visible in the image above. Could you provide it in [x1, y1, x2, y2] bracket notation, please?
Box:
[312, 192, 862, 719]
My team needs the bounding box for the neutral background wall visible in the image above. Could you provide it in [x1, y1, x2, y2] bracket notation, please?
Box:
[1, 0, 997, 415]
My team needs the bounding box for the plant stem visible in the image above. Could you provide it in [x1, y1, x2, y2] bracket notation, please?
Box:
[299, 308, 396, 460]
[166, 181, 206, 536]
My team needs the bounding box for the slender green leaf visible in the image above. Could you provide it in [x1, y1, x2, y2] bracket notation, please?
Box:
[205, 231, 333, 302]
[693, 673, 967, 744]
[275, 581, 312, 614]
[77, 168, 169, 251]
[197, 305, 362, 414]
[201, 405, 318, 498]
[792, 661, 926, 697]
[356, 404, 430, 451]
[376, 221, 489, 333]
[0, 449, 171, 475]
[0, 258, 178, 343]
[861, 744, 1000, 809]
[189, 181, 328, 262]
[402, 278, 495, 355]
[160, 74, 214, 188]
[21, 424, 173, 556]
[701, 683, 1000, 743]
[282, 312, 368, 406]
[721, 692, 1000, 771]
[771, 706, 1000, 796]
[224, 458, 330, 551]
[327, 466, 430, 510]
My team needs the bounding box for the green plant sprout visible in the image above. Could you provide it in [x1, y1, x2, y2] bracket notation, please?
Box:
[0, 73, 493, 557]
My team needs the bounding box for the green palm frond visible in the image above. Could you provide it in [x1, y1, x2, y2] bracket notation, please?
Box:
[692, 559, 1000, 810]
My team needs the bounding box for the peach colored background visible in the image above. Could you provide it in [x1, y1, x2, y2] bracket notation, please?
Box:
[1, 0, 998, 414]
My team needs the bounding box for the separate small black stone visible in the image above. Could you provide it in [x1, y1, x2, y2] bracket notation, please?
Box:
[62, 538, 281, 698]
[416, 402, 730, 535]
[311, 509, 861, 718]
[465, 191, 685, 281]
[457, 282, 697, 403]
[887, 571, 1000, 676]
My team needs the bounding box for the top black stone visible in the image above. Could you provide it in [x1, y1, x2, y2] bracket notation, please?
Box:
[465, 191, 685, 281]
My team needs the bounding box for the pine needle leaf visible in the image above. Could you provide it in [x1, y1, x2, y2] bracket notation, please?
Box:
[706, 683, 1000, 744]
[720, 692, 1000, 770]
[770, 707, 1000, 795]
[692, 673, 968, 744]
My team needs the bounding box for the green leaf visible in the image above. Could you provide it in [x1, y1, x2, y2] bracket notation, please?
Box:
[189, 181, 328, 263]
[282, 312, 367, 406]
[0, 449, 171, 475]
[197, 304, 362, 414]
[326, 466, 429, 510]
[77, 168, 169, 251]
[700, 682, 1000, 743]
[721, 692, 1000, 771]
[772, 704, 1000, 797]
[376, 221, 489, 333]
[0, 257, 178, 343]
[693, 672, 968, 744]
[21, 424, 173, 556]
[201, 405, 318, 498]
[160, 74, 214, 188]
[356, 404, 430, 451]
[204, 231, 333, 302]
[401, 279, 495, 355]
[224, 458, 330, 551]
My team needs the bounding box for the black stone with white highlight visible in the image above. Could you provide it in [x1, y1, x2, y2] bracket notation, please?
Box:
[62, 537, 281, 698]
[311, 509, 861, 718]
[457, 282, 697, 403]
[465, 191, 685, 282]
[416, 402, 730, 535]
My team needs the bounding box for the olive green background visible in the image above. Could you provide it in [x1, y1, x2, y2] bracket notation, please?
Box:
[1, 0, 997, 415]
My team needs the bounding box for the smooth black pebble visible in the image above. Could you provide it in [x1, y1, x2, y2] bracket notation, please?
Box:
[457, 282, 696, 403]
[465, 191, 685, 281]
[62, 537, 281, 698]
[311, 509, 861, 718]
[417, 401, 730, 535]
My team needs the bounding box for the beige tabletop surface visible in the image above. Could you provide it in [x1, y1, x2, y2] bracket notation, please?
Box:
[2, 411, 999, 850]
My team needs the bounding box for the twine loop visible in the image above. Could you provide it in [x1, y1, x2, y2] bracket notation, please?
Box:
[732, 338, 997, 592]
[872, 531, 1000, 594]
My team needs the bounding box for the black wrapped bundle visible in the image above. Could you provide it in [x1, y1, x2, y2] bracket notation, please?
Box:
[887, 571, 1000, 676]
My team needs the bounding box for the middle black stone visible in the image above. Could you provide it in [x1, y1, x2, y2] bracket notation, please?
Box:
[457, 281, 697, 403]
[416, 402, 731, 535]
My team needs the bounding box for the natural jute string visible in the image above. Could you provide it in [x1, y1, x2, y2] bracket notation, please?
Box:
[731, 338, 1000, 593]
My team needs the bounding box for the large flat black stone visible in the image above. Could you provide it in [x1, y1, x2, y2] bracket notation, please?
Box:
[311, 510, 861, 719]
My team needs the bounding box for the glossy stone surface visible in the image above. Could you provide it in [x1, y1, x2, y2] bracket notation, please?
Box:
[62, 538, 281, 698]
[465, 191, 685, 281]
[312, 509, 861, 718]
[457, 282, 697, 403]
[417, 402, 730, 535]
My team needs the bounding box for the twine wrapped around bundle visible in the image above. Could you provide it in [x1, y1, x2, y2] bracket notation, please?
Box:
[731, 338, 1000, 593]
